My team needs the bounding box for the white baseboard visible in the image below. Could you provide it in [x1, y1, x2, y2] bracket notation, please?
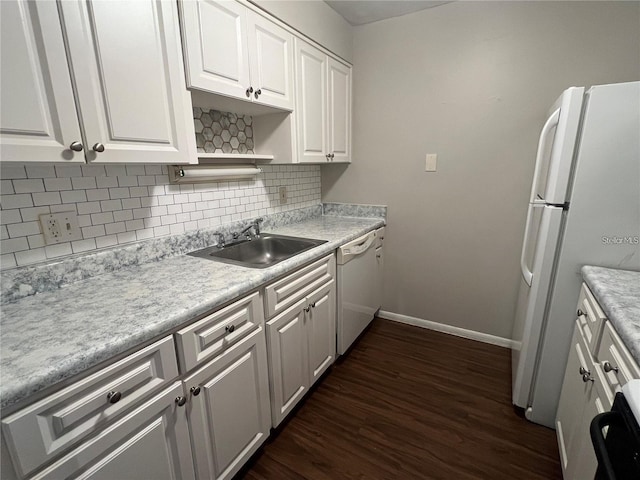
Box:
[378, 310, 516, 349]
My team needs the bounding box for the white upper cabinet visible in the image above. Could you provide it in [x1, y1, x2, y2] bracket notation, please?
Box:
[180, 0, 251, 100]
[181, 0, 294, 111]
[328, 57, 352, 163]
[295, 40, 328, 163]
[0, 1, 84, 163]
[295, 39, 351, 164]
[61, 0, 195, 164]
[0, 0, 196, 164]
[246, 10, 294, 110]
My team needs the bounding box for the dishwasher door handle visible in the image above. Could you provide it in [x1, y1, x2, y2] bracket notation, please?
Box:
[349, 234, 375, 255]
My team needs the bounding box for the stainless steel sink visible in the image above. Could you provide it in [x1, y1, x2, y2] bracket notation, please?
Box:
[188, 233, 327, 268]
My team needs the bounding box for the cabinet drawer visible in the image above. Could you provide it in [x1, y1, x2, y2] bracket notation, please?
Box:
[2, 336, 179, 478]
[265, 254, 335, 318]
[595, 321, 640, 406]
[175, 291, 264, 373]
[576, 283, 607, 354]
[29, 381, 194, 480]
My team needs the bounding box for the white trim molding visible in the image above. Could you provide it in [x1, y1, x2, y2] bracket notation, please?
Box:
[378, 310, 516, 349]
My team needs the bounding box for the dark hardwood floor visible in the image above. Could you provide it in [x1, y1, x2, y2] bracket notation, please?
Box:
[241, 319, 562, 479]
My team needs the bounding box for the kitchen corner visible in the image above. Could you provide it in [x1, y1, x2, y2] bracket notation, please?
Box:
[0, 203, 385, 412]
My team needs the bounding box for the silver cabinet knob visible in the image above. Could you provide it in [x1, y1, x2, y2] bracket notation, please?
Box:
[246, 86, 253, 98]
[577, 309, 584, 317]
[329, 153, 335, 159]
[582, 373, 594, 383]
[310, 302, 316, 308]
[70, 141, 84, 152]
[603, 361, 619, 374]
[579, 366, 590, 376]
[92, 143, 105, 153]
[304, 306, 310, 313]
[225, 324, 235, 333]
[254, 88, 261, 99]
[175, 396, 187, 407]
[107, 391, 122, 404]
[190, 386, 201, 396]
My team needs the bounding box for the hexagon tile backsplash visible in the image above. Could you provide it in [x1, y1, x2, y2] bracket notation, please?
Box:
[193, 108, 255, 154]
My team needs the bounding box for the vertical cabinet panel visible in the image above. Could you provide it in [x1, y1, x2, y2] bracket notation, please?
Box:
[180, 0, 250, 99]
[307, 281, 336, 383]
[295, 39, 327, 163]
[556, 329, 590, 473]
[185, 327, 271, 480]
[247, 11, 294, 110]
[0, 1, 84, 163]
[568, 386, 605, 480]
[30, 383, 195, 480]
[328, 58, 351, 163]
[266, 299, 309, 426]
[61, 0, 195, 164]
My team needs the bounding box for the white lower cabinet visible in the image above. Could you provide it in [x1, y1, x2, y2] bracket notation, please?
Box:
[306, 281, 337, 384]
[30, 382, 195, 480]
[3, 258, 340, 478]
[267, 280, 336, 426]
[556, 282, 640, 480]
[556, 326, 607, 480]
[184, 326, 271, 480]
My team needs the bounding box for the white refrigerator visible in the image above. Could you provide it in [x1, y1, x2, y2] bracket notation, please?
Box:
[511, 81, 640, 428]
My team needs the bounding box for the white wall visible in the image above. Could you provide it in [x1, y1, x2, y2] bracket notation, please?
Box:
[322, 1, 640, 338]
[250, 0, 353, 62]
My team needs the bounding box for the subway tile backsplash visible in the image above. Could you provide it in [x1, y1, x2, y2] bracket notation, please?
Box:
[0, 163, 321, 269]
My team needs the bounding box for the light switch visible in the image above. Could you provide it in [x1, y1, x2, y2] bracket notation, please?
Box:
[425, 154, 437, 172]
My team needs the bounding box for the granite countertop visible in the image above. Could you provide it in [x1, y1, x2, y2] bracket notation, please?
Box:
[0, 215, 384, 410]
[581, 266, 640, 363]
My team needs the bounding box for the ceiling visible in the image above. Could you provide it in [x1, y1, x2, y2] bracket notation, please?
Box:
[325, 1, 452, 26]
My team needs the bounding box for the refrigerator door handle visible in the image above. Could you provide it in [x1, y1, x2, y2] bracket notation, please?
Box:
[520, 203, 539, 287]
[529, 108, 561, 204]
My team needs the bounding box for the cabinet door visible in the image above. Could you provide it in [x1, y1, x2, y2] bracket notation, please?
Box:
[31, 382, 195, 480]
[327, 58, 351, 163]
[0, 1, 84, 163]
[307, 280, 336, 384]
[556, 327, 589, 475]
[266, 299, 309, 427]
[246, 11, 294, 110]
[180, 0, 251, 101]
[185, 327, 271, 480]
[567, 383, 607, 480]
[295, 39, 328, 163]
[60, 0, 196, 164]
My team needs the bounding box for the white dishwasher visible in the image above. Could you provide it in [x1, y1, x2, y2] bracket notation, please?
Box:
[337, 227, 384, 355]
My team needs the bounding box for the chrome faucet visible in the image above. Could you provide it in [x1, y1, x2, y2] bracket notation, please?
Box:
[212, 232, 225, 248]
[235, 218, 264, 240]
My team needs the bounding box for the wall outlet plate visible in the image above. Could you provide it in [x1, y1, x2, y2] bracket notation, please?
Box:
[39, 212, 82, 245]
[279, 186, 288, 204]
[425, 153, 437, 172]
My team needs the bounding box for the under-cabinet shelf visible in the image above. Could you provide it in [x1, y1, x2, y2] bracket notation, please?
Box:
[196, 153, 274, 161]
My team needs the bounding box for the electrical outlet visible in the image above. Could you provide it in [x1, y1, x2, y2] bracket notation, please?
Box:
[39, 212, 82, 245]
[279, 186, 288, 204]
